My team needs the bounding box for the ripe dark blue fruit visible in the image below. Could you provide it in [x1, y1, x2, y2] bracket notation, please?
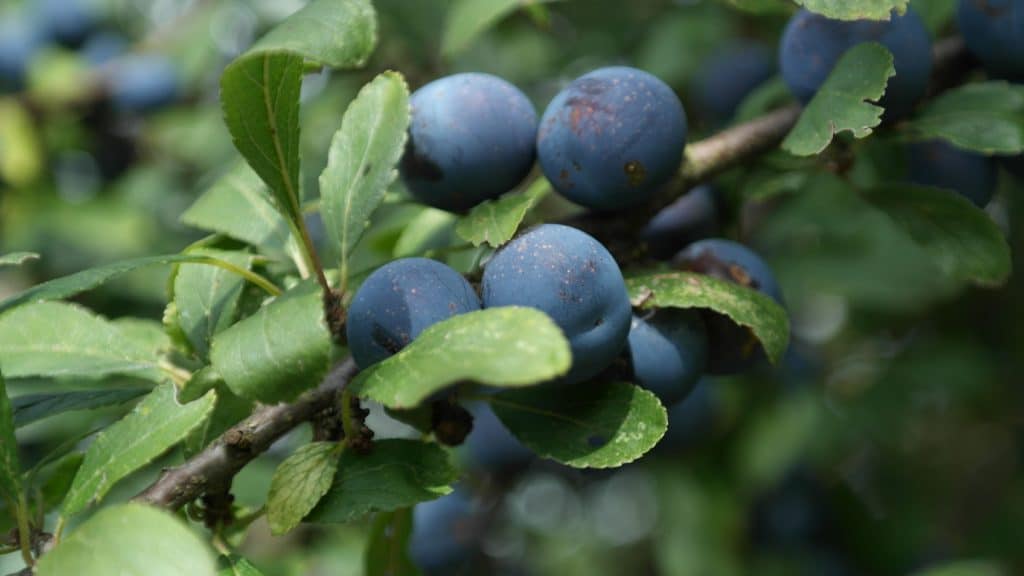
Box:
[34, 0, 99, 47]
[779, 8, 932, 119]
[81, 32, 127, 66]
[626, 309, 707, 406]
[347, 257, 481, 369]
[658, 378, 717, 451]
[0, 14, 44, 90]
[461, 402, 533, 472]
[410, 491, 477, 575]
[641, 184, 720, 259]
[909, 140, 996, 207]
[537, 66, 687, 211]
[958, 0, 1024, 80]
[400, 73, 537, 212]
[674, 239, 783, 375]
[482, 224, 631, 384]
[689, 42, 775, 127]
[108, 55, 179, 113]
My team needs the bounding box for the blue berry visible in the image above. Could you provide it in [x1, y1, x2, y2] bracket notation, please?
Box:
[674, 239, 783, 375]
[779, 8, 932, 119]
[346, 258, 481, 369]
[909, 140, 996, 207]
[626, 309, 707, 405]
[958, 0, 1024, 81]
[538, 66, 687, 211]
[400, 73, 537, 212]
[482, 224, 631, 384]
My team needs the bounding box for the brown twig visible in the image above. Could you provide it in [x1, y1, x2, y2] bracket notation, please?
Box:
[134, 358, 358, 510]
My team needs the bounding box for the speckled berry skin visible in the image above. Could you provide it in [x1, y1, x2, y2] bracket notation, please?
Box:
[958, 0, 1024, 81]
[627, 309, 707, 406]
[641, 184, 720, 259]
[399, 73, 538, 212]
[674, 239, 783, 375]
[779, 8, 932, 119]
[346, 258, 481, 369]
[410, 491, 476, 575]
[482, 224, 631, 384]
[537, 66, 687, 211]
[690, 43, 775, 127]
[909, 140, 997, 208]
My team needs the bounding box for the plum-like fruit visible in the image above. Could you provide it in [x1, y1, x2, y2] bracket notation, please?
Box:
[909, 140, 996, 207]
[81, 32, 127, 66]
[400, 73, 537, 212]
[658, 378, 717, 451]
[346, 257, 481, 369]
[0, 13, 44, 90]
[410, 490, 477, 575]
[779, 8, 932, 119]
[537, 66, 687, 211]
[34, 0, 99, 47]
[673, 239, 783, 375]
[482, 224, 631, 384]
[641, 184, 720, 259]
[626, 309, 707, 405]
[461, 402, 533, 472]
[108, 55, 180, 113]
[958, 0, 1024, 81]
[689, 42, 775, 127]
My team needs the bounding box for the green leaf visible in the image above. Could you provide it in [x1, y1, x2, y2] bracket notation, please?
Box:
[455, 179, 550, 247]
[351, 307, 571, 409]
[863, 184, 1011, 287]
[221, 53, 305, 228]
[719, 0, 791, 14]
[0, 302, 167, 382]
[904, 82, 1024, 155]
[442, 0, 562, 57]
[365, 508, 421, 576]
[320, 71, 411, 288]
[267, 442, 341, 535]
[62, 385, 216, 516]
[174, 249, 254, 359]
[0, 252, 38, 267]
[490, 381, 668, 468]
[626, 272, 790, 365]
[782, 43, 895, 156]
[36, 503, 217, 576]
[0, 369, 22, 506]
[183, 383, 253, 458]
[220, 0, 377, 231]
[181, 162, 293, 255]
[0, 254, 206, 315]
[735, 391, 826, 490]
[210, 281, 332, 403]
[916, 559, 1006, 576]
[794, 0, 909, 20]
[308, 439, 457, 523]
[218, 556, 266, 576]
[756, 172, 958, 312]
[38, 453, 83, 513]
[12, 388, 148, 428]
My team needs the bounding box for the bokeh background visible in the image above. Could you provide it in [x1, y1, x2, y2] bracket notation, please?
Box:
[0, 0, 1021, 574]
